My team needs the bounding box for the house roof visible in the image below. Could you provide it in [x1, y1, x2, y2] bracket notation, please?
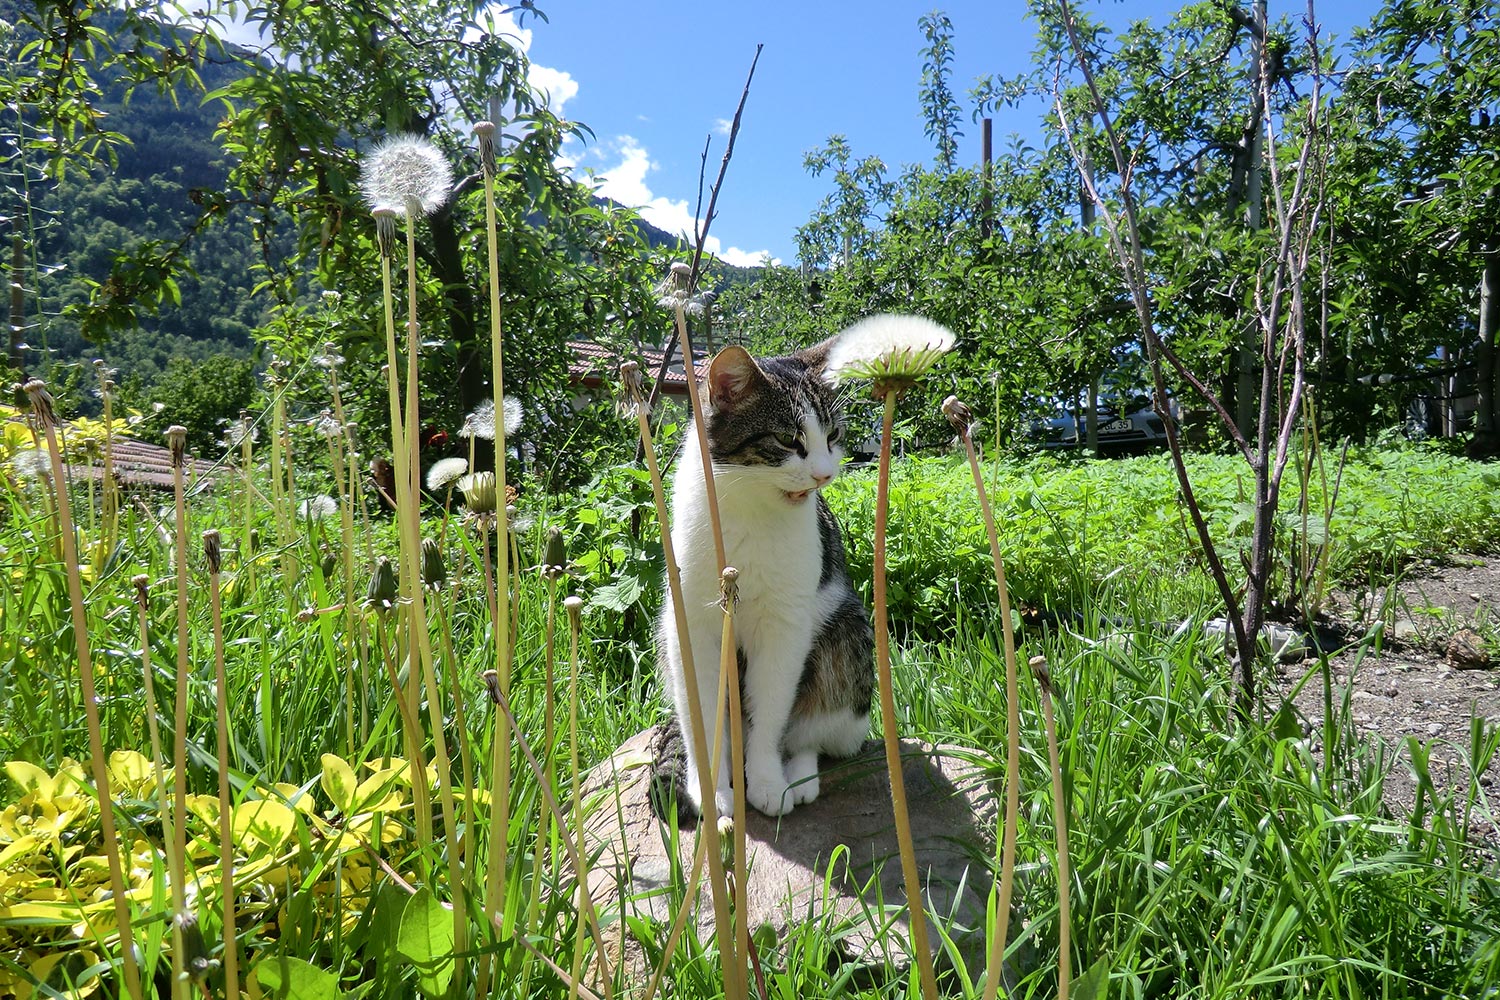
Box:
[7, 417, 222, 490]
[566, 339, 709, 396]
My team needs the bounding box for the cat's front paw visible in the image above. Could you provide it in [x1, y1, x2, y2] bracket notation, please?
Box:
[785, 752, 820, 806]
[745, 767, 794, 817]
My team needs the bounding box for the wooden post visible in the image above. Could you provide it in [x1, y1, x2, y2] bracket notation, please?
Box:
[980, 117, 993, 241]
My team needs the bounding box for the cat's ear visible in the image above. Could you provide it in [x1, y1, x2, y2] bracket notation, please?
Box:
[707, 346, 765, 410]
[795, 335, 839, 381]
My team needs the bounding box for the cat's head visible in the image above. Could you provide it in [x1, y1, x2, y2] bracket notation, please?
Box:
[702, 338, 846, 505]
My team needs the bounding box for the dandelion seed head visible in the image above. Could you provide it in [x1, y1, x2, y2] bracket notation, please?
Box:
[426, 456, 468, 491]
[11, 448, 50, 480]
[360, 134, 453, 218]
[311, 411, 343, 441]
[313, 344, 345, 370]
[221, 417, 258, 451]
[503, 396, 523, 436]
[460, 399, 494, 440]
[297, 495, 338, 521]
[824, 313, 956, 392]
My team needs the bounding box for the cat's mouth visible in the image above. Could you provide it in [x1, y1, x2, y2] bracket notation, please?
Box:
[782, 488, 814, 504]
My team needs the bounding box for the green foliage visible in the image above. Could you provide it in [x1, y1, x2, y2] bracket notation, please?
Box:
[0, 439, 1496, 998]
[825, 447, 1500, 635]
[140, 354, 257, 454]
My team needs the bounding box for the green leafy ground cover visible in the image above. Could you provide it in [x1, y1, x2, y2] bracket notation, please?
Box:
[1, 442, 1497, 998]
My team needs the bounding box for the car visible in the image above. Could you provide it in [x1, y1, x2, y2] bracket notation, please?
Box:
[1029, 394, 1174, 453]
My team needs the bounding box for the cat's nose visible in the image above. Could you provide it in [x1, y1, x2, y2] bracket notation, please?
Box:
[812, 472, 833, 487]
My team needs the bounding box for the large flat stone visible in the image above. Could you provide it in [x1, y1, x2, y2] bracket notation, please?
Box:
[576, 726, 1000, 991]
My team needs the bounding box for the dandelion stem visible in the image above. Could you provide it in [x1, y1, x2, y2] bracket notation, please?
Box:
[627, 371, 738, 998]
[946, 399, 1025, 1000]
[1032, 655, 1071, 1000]
[28, 384, 144, 1000]
[204, 532, 240, 999]
[872, 388, 938, 1000]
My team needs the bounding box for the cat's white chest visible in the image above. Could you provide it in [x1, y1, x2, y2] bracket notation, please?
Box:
[720, 503, 821, 615]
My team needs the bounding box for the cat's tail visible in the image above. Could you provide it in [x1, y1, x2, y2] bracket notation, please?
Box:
[648, 717, 700, 828]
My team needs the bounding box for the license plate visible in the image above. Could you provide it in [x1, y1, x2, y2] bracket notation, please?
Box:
[1101, 418, 1133, 434]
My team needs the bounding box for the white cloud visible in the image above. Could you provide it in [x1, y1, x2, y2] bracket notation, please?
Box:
[583, 137, 777, 266]
[712, 117, 733, 137]
[527, 65, 578, 115]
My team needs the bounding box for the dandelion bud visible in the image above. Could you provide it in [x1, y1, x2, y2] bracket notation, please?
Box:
[132, 573, 150, 609]
[459, 471, 497, 515]
[541, 527, 568, 581]
[364, 556, 400, 613]
[564, 594, 584, 629]
[473, 121, 497, 178]
[941, 395, 975, 436]
[165, 425, 188, 468]
[482, 668, 502, 705]
[247, 528, 260, 554]
[22, 379, 56, 429]
[319, 544, 338, 581]
[719, 565, 739, 610]
[202, 530, 221, 575]
[373, 208, 398, 259]
[1028, 654, 1053, 696]
[617, 361, 648, 420]
[420, 537, 446, 590]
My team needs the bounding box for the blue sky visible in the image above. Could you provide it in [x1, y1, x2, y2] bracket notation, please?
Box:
[520, 1, 1382, 267]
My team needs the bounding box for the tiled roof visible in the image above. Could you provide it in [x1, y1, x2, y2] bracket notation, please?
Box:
[8, 418, 222, 490]
[566, 339, 709, 395]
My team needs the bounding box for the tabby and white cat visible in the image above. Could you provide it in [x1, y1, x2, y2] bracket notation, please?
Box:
[658, 336, 873, 820]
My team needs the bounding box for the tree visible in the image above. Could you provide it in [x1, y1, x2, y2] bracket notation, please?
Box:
[1342, 0, 1500, 454]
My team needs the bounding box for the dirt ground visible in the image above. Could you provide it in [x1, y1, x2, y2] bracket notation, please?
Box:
[1269, 555, 1500, 843]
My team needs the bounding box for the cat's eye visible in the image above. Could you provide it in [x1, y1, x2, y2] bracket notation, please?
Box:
[827, 427, 842, 444]
[774, 432, 799, 449]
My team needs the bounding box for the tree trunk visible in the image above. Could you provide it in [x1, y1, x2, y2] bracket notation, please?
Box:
[9, 234, 24, 372]
[1235, 0, 1268, 439]
[1086, 375, 1100, 457]
[1471, 246, 1499, 456]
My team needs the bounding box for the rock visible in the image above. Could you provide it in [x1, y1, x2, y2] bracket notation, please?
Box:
[576, 727, 1003, 991]
[1200, 619, 1309, 660]
[1446, 628, 1491, 670]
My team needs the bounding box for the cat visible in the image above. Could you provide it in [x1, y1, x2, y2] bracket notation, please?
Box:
[656, 336, 874, 821]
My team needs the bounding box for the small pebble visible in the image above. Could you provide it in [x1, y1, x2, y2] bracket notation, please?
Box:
[1427, 723, 1443, 737]
[1385, 684, 1399, 697]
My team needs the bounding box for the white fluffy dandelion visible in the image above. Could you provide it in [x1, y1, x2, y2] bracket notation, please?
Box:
[297, 495, 339, 521]
[459, 396, 523, 441]
[11, 448, 50, 480]
[426, 456, 469, 491]
[824, 314, 956, 391]
[359, 134, 453, 217]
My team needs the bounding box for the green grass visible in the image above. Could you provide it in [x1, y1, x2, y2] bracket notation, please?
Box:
[1, 440, 1497, 999]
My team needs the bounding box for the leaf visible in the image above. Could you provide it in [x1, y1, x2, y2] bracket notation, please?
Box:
[397, 888, 455, 998]
[587, 575, 644, 614]
[4, 761, 55, 797]
[231, 800, 298, 855]
[1074, 955, 1110, 1000]
[1271, 700, 1302, 742]
[250, 955, 342, 1000]
[319, 754, 358, 814]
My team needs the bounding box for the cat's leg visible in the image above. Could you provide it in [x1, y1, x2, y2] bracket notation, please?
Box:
[741, 621, 817, 817]
[784, 749, 821, 805]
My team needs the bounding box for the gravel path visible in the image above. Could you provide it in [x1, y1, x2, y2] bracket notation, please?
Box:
[1271, 555, 1499, 843]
